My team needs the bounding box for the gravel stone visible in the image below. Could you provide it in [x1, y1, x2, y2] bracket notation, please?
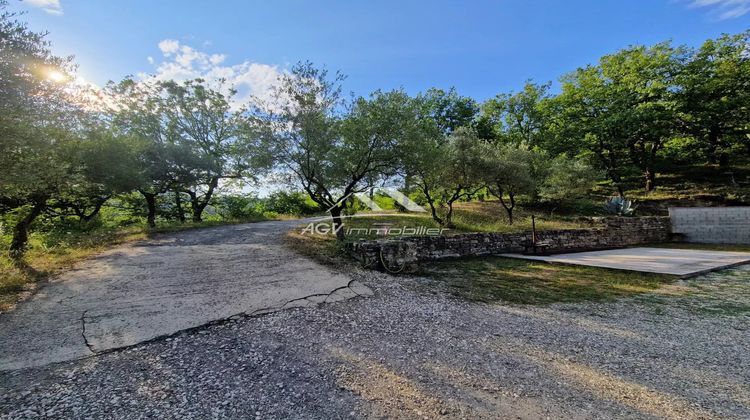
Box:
[1, 264, 748, 419]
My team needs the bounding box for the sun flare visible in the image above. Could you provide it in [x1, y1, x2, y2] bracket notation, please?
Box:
[46, 69, 67, 83]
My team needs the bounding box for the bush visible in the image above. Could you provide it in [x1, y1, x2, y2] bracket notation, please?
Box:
[539, 154, 601, 203]
[214, 195, 266, 220]
[265, 191, 319, 216]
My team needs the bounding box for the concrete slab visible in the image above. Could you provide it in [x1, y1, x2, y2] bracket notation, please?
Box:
[0, 220, 370, 371]
[500, 247, 750, 278]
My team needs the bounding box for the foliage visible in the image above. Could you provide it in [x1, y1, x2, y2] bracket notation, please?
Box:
[552, 42, 688, 194]
[479, 143, 539, 224]
[676, 30, 750, 167]
[539, 154, 601, 203]
[265, 191, 319, 216]
[254, 62, 417, 239]
[478, 81, 551, 147]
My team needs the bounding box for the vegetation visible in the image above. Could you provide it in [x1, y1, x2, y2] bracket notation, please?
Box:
[1, 3, 748, 305]
[423, 257, 674, 305]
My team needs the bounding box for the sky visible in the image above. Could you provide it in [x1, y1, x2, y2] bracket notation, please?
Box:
[11, 0, 750, 103]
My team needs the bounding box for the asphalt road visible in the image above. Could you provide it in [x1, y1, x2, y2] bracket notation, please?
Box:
[0, 220, 370, 371]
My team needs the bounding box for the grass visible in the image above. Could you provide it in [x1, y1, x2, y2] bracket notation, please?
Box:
[0, 217, 269, 312]
[284, 229, 350, 268]
[295, 201, 595, 242]
[650, 242, 750, 253]
[422, 256, 675, 305]
[450, 201, 592, 233]
[619, 164, 750, 214]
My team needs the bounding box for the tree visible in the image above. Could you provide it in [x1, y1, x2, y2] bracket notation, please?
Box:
[553, 42, 685, 193]
[106, 79, 179, 227]
[0, 2, 82, 258]
[254, 62, 404, 240]
[480, 144, 537, 224]
[418, 87, 478, 135]
[403, 125, 484, 228]
[45, 128, 142, 223]
[539, 154, 600, 204]
[160, 79, 264, 222]
[677, 31, 750, 167]
[479, 81, 551, 147]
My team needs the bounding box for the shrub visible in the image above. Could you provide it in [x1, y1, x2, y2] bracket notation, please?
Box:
[265, 191, 319, 216]
[214, 195, 266, 220]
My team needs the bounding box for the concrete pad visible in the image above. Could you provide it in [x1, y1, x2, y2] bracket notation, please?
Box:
[500, 247, 750, 278]
[0, 220, 370, 371]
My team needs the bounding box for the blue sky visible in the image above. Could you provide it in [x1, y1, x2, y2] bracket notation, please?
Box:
[13, 0, 750, 102]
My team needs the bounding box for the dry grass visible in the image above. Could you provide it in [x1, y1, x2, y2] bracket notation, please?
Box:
[422, 256, 675, 305]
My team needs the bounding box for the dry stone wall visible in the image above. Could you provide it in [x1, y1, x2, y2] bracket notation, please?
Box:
[346, 217, 672, 273]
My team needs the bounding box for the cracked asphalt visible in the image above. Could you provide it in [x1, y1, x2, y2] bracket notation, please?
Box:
[0, 221, 748, 418]
[1, 265, 749, 419]
[0, 220, 370, 371]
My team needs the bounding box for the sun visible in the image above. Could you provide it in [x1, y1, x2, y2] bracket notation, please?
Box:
[46, 69, 67, 83]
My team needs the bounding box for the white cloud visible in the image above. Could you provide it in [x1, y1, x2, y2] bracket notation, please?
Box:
[23, 0, 63, 15]
[689, 0, 750, 19]
[157, 39, 181, 55]
[142, 39, 284, 109]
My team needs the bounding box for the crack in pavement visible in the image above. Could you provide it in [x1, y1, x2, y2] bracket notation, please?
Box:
[54, 279, 374, 366]
[0, 221, 373, 372]
[79, 311, 96, 355]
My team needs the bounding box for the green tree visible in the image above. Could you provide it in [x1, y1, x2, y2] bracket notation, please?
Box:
[539, 154, 600, 204]
[255, 62, 405, 240]
[553, 42, 685, 193]
[0, 2, 83, 258]
[479, 81, 551, 147]
[404, 125, 484, 228]
[418, 87, 478, 135]
[160, 79, 265, 222]
[46, 128, 142, 223]
[479, 144, 538, 224]
[677, 31, 750, 167]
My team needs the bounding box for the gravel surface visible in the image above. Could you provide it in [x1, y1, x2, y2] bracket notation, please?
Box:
[1, 264, 748, 419]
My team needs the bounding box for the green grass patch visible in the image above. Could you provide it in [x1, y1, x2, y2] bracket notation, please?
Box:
[422, 256, 675, 305]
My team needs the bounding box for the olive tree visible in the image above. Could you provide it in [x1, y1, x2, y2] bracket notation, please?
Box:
[254, 62, 407, 240]
[403, 124, 484, 228]
[0, 2, 83, 258]
[479, 144, 537, 224]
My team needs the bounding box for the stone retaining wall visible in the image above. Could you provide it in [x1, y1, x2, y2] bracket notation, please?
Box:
[346, 217, 672, 272]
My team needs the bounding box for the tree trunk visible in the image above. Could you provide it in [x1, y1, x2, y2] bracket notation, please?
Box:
[140, 191, 157, 228]
[174, 191, 185, 223]
[189, 176, 220, 223]
[80, 196, 109, 223]
[421, 185, 444, 226]
[718, 153, 729, 168]
[644, 168, 655, 192]
[329, 205, 346, 241]
[498, 193, 515, 225]
[9, 199, 46, 260]
[444, 201, 455, 228]
[706, 125, 720, 165]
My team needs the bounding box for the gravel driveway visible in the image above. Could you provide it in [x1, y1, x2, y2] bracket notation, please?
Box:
[1, 260, 748, 419]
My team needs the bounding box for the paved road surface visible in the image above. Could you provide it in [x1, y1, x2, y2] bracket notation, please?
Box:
[0, 220, 370, 371]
